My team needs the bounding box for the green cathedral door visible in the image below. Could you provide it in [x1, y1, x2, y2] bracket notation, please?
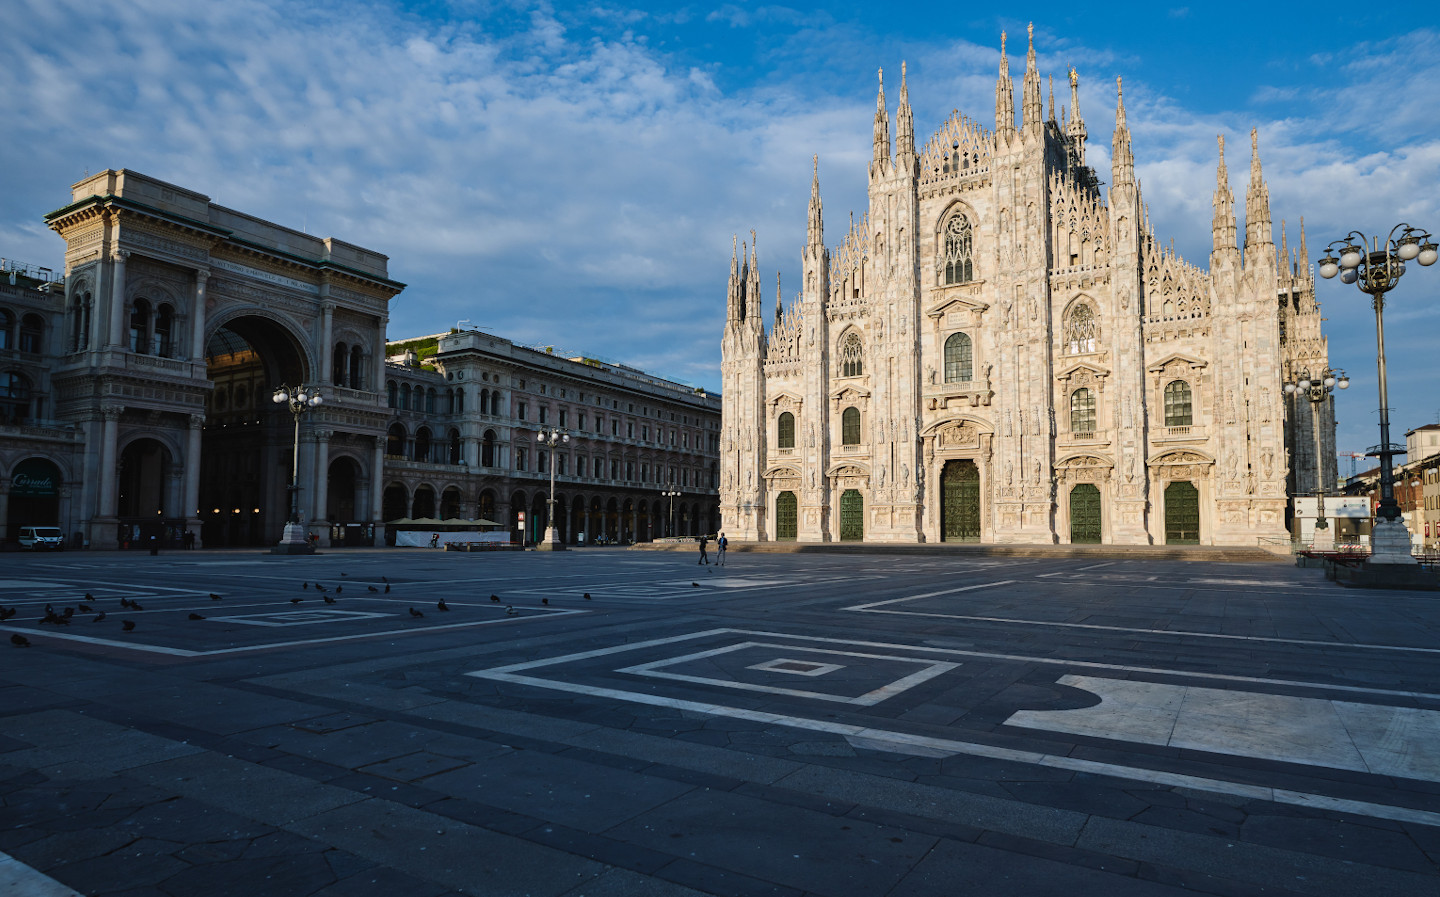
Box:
[839, 489, 864, 541]
[775, 491, 798, 541]
[1069, 483, 1102, 544]
[940, 459, 981, 542]
[1164, 480, 1200, 544]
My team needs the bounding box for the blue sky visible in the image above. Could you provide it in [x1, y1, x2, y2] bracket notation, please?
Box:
[3, 1, 1439, 463]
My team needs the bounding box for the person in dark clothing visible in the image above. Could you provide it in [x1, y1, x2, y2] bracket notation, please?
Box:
[697, 535, 709, 565]
[717, 532, 728, 566]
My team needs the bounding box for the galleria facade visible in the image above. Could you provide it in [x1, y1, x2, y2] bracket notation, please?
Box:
[0, 169, 719, 549]
[720, 29, 1336, 546]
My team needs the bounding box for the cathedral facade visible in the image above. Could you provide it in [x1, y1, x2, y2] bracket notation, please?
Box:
[720, 28, 1334, 546]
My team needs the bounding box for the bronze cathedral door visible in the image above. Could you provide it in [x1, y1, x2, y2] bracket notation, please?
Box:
[940, 460, 981, 542]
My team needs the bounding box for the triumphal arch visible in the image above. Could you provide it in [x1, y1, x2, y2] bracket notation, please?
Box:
[45, 170, 403, 548]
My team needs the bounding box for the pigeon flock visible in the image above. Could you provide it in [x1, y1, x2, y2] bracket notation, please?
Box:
[3, 572, 577, 647]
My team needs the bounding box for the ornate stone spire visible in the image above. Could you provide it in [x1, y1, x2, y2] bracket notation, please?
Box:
[872, 68, 891, 170]
[1110, 77, 1133, 187]
[995, 31, 1016, 142]
[728, 234, 743, 321]
[1021, 23, 1042, 131]
[1047, 73, 1056, 123]
[1211, 134, 1238, 260]
[1299, 216, 1310, 279]
[1279, 219, 1290, 278]
[896, 61, 915, 162]
[1065, 67, 1087, 164]
[775, 271, 783, 327]
[1244, 128, 1273, 251]
[807, 155, 823, 249]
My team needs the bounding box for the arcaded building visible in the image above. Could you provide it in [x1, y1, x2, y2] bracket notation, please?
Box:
[720, 28, 1335, 546]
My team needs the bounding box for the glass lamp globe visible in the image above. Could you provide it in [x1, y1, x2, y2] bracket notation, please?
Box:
[1338, 377, 1350, 389]
[310, 395, 323, 406]
[1398, 238, 1421, 260]
[1318, 258, 1339, 279]
[1298, 379, 1311, 390]
[1339, 267, 1359, 284]
[1339, 246, 1363, 268]
[1283, 383, 1297, 394]
[272, 390, 286, 403]
[1323, 376, 1336, 388]
[1419, 243, 1439, 266]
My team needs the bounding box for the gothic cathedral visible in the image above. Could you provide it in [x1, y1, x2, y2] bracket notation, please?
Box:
[720, 28, 1333, 546]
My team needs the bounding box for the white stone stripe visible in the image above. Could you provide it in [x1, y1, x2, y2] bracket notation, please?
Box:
[467, 667, 1440, 829]
[0, 851, 84, 896]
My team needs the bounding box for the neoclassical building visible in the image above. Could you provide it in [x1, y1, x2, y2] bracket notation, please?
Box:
[721, 29, 1335, 546]
[0, 168, 719, 549]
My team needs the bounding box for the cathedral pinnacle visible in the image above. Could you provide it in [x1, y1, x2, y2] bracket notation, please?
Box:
[873, 68, 891, 169]
[1021, 22, 1043, 131]
[1212, 134, 1238, 262]
[1244, 128, 1273, 252]
[1048, 74, 1056, 123]
[775, 271, 783, 327]
[995, 31, 1016, 141]
[808, 156, 823, 249]
[897, 60, 915, 161]
[1064, 67, 1087, 166]
[1110, 77, 1133, 187]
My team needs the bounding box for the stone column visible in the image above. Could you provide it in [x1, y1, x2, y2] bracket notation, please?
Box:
[183, 414, 204, 524]
[313, 429, 332, 530]
[0, 483, 8, 542]
[370, 435, 386, 540]
[190, 270, 209, 362]
[319, 298, 335, 385]
[98, 405, 122, 518]
[109, 250, 129, 348]
[297, 429, 316, 530]
[373, 315, 389, 393]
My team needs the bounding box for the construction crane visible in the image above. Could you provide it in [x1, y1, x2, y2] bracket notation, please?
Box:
[1339, 451, 1367, 479]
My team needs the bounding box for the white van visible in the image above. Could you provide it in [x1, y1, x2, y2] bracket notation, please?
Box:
[18, 526, 64, 551]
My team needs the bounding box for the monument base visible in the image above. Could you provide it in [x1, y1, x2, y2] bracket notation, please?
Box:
[536, 526, 566, 551]
[271, 523, 316, 555]
[1369, 518, 1417, 565]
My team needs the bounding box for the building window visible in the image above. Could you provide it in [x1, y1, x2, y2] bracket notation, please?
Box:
[1164, 380, 1193, 426]
[558, 454, 567, 475]
[387, 381, 398, 408]
[1071, 387, 1096, 435]
[559, 409, 567, 427]
[842, 406, 860, 445]
[944, 332, 973, 383]
[778, 412, 795, 448]
[539, 406, 548, 424]
[518, 402, 527, 421]
[611, 419, 619, 436]
[539, 450, 548, 473]
[1064, 303, 1097, 355]
[611, 459, 619, 479]
[578, 412, 586, 430]
[19, 314, 43, 354]
[941, 215, 975, 284]
[839, 331, 863, 377]
[627, 422, 634, 438]
[516, 448, 528, 471]
[0, 371, 32, 424]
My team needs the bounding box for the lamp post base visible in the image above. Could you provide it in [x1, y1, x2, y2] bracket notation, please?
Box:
[1311, 526, 1335, 551]
[1368, 517, 1417, 565]
[272, 523, 316, 555]
[536, 526, 566, 551]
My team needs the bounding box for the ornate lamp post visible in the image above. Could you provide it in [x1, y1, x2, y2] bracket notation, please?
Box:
[537, 428, 568, 550]
[1283, 368, 1348, 549]
[1317, 224, 1437, 564]
[272, 384, 324, 553]
[662, 488, 681, 537]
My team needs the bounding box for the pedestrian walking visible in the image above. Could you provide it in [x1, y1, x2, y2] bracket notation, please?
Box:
[697, 535, 709, 565]
[717, 532, 728, 566]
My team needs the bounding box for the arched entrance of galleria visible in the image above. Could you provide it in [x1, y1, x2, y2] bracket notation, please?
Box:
[199, 317, 306, 546]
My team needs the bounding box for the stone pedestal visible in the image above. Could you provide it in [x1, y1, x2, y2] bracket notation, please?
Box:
[272, 523, 316, 555]
[537, 526, 566, 551]
[1311, 525, 1334, 551]
[1368, 518, 1416, 565]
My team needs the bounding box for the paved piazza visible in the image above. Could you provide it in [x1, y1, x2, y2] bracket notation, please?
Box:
[2, 549, 1439, 896]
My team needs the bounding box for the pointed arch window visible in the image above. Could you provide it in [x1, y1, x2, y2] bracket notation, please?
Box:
[1064, 303, 1097, 354]
[941, 214, 975, 284]
[839, 331, 863, 377]
[841, 406, 861, 445]
[777, 411, 795, 449]
[944, 332, 973, 382]
[1070, 387, 1096, 435]
[1164, 380, 1193, 427]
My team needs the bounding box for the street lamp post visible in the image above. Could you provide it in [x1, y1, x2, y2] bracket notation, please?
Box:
[1283, 368, 1348, 549]
[271, 384, 324, 554]
[662, 488, 681, 537]
[537, 428, 568, 551]
[1317, 224, 1437, 564]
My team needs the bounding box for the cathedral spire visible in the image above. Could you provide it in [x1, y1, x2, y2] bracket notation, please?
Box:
[896, 61, 916, 163]
[1279, 219, 1290, 278]
[807, 155, 823, 249]
[1110, 77, 1133, 188]
[872, 68, 891, 171]
[1047, 73, 1056, 123]
[1299, 216, 1310, 280]
[995, 31, 1016, 142]
[1065, 67, 1087, 165]
[1021, 23, 1043, 132]
[1211, 134, 1238, 264]
[1244, 128, 1273, 252]
[775, 271, 783, 328]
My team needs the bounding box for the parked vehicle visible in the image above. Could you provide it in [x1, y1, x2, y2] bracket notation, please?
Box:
[18, 526, 64, 550]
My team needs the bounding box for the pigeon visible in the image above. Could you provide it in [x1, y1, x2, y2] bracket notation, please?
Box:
[78, 603, 94, 613]
[692, 582, 700, 588]
[315, 584, 327, 593]
[583, 593, 591, 600]
[323, 595, 336, 605]
[437, 599, 449, 611]
[505, 606, 518, 616]
[84, 592, 94, 602]
[10, 634, 30, 647]
[122, 620, 136, 631]
[381, 575, 388, 583]
[367, 586, 378, 592]
[45, 603, 54, 614]
[120, 598, 132, 609]
[0, 606, 15, 621]
[541, 598, 549, 606]
[335, 585, 342, 594]
[188, 613, 205, 621]
[409, 607, 424, 618]
[130, 601, 144, 611]
[384, 584, 390, 594]
[93, 612, 107, 623]
[209, 593, 223, 601]
[302, 582, 309, 590]
[290, 598, 303, 605]
[341, 572, 348, 577]
[62, 607, 74, 618]
[490, 594, 500, 603]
